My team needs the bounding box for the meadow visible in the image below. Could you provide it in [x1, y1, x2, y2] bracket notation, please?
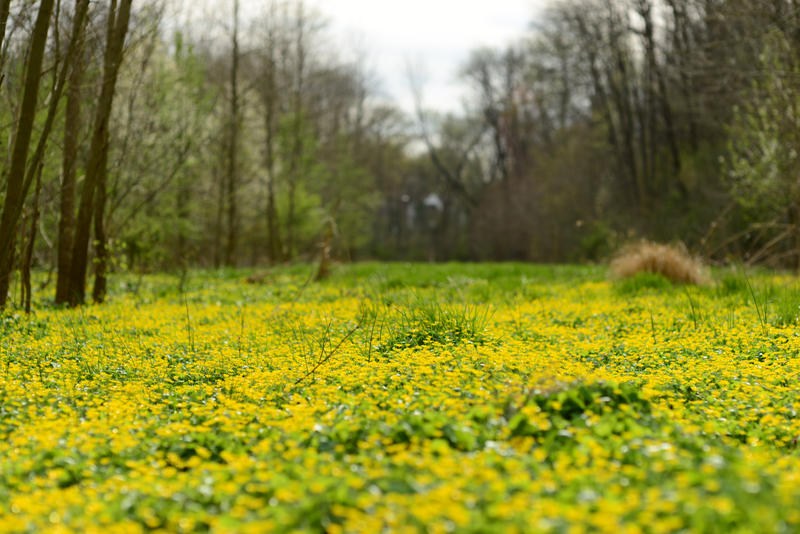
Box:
[2, 263, 800, 533]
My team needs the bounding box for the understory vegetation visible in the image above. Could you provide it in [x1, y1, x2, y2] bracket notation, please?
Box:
[2, 263, 800, 532]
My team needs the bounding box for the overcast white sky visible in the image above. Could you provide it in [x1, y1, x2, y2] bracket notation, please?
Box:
[306, 0, 543, 114]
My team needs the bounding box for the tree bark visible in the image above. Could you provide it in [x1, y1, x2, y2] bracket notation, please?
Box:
[92, 149, 108, 303]
[656, 63, 682, 184]
[666, 0, 699, 153]
[286, 2, 306, 261]
[0, 0, 10, 80]
[262, 10, 282, 265]
[176, 173, 191, 266]
[266, 120, 282, 264]
[573, 12, 630, 205]
[606, 18, 644, 208]
[0, 0, 55, 309]
[223, 0, 240, 266]
[20, 162, 43, 313]
[213, 164, 224, 268]
[0, 0, 10, 62]
[67, 0, 132, 306]
[55, 26, 87, 304]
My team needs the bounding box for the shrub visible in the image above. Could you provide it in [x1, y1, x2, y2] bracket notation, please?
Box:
[609, 240, 709, 286]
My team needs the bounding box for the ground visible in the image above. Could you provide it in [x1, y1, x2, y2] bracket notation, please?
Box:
[2, 263, 800, 533]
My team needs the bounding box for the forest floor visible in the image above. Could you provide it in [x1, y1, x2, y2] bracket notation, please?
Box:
[2, 263, 800, 533]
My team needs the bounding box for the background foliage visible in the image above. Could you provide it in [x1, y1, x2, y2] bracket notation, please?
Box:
[4, 0, 800, 308]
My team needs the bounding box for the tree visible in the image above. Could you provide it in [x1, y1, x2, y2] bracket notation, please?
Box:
[66, 0, 132, 306]
[55, 1, 91, 304]
[224, 0, 241, 266]
[0, 0, 10, 73]
[253, 2, 284, 264]
[107, 29, 213, 272]
[0, 0, 56, 309]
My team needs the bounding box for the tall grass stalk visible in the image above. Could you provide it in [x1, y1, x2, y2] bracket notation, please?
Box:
[742, 270, 768, 336]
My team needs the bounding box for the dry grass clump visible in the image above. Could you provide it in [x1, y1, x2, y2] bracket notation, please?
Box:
[610, 240, 710, 285]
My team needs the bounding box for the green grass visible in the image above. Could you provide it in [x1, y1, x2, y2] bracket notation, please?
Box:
[378, 294, 492, 353]
[613, 272, 674, 294]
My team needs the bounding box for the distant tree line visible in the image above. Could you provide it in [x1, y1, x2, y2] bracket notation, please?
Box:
[1, 0, 800, 310]
[426, 0, 800, 266]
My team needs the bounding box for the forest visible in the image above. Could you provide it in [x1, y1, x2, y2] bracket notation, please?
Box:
[2, 0, 800, 310]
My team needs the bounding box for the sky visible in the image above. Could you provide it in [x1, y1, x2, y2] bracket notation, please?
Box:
[308, 0, 543, 114]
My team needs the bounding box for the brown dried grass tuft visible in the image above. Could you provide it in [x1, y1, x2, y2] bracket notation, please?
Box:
[610, 240, 709, 285]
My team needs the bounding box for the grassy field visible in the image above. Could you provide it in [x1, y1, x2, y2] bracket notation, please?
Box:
[2, 263, 800, 533]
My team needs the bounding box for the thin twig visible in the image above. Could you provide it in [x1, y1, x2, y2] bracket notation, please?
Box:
[742, 266, 768, 336]
[237, 304, 245, 361]
[293, 318, 363, 386]
[182, 289, 194, 353]
[683, 287, 699, 329]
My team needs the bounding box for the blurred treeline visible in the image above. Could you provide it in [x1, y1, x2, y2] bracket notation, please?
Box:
[2, 0, 800, 309]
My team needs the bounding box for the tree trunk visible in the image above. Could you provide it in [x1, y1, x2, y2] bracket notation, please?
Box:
[0, 0, 10, 80]
[0, 0, 10, 62]
[0, 0, 55, 309]
[92, 150, 108, 303]
[639, 0, 657, 193]
[573, 12, 634, 208]
[607, 54, 643, 208]
[55, 29, 87, 304]
[67, 0, 132, 306]
[666, 0, 699, 153]
[224, 0, 240, 267]
[213, 164, 224, 268]
[656, 64, 683, 187]
[265, 79, 281, 264]
[263, 16, 282, 265]
[266, 169, 281, 264]
[21, 162, 43, 313]
[287, 179, 296, 261]
[286, 2, 306, 261]
[176, 175, 191, 267]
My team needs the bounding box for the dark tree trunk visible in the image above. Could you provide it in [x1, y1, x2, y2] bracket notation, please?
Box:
[639, 0, 657, 192]
[176, 175, 191, 266]
[67, 0, 131, 306]
[286, 179, 296, 261]
[21, 162, 43, 313]
[573, 12, 633, 207]
[92, 150, 108, 303]
[56, 33, 86, 304]
[224, 0, 240, 267]
[656, 65, 683, 188]
[0, 0, 55, 309]
[214, 164, 224, 268]
[263, 18, 282, 265]
[0, 0, 10, 62]
[666, 0, 699, 153]
[610, 51, 643, 207]
[606, 48, 643, 207]
[286, 3, 306, 261]
[266, 142, 282, 264]
[0, 0, 10, 81]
